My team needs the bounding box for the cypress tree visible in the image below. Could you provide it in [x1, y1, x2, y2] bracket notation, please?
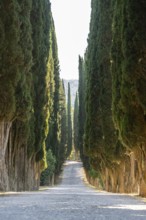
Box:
[16, 0, 33, 119]
[0, 0, 33, 122]
[40, 149, 56, 186]
[0, 0, 22, 121]
[30, 0, 53, 169]
[13, 0, 33, 135]
[84, 0, 104, 158]
[67, 83, 72, 157]
[50, 21, 61, 175]
[40, 78, 67, 184]
[58, 80, 67, 169]
[78, 55, 90, 169]
[45, 17, 67, 177]
[84, 0, 119, 170]
[111, 0, 146, 149]
[73, 92, 79, 154]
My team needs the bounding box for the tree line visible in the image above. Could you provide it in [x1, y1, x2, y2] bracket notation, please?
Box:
[75, 0, 146, 197]
[0, 0, 72, 191]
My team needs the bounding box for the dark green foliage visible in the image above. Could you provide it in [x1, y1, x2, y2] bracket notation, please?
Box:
[30, 0, 52, 167]
[10, 0, 34, 164]
[50, 20, 60, 164]
[111, 0, 146, 148]
[47, 79, 67, 175]
[67, 83, 72, 157]
[78, 56, 90, 169]
[59, 80, 67, 167]
[0, 0, 22, 121]
[16, 0, 33, 119]
[84, 0, 103, 157]
[14, 0, 33, 149]
[47, 23, 61, 175]
[73, 92, 79, 152]
[45, 25, 67, 176]
[0, 0, 34, 160]
[78, 56, 85, 148]
[84, 0, 120, 170]
[82, 0, 146, 178]
[40, 149, 56, 186]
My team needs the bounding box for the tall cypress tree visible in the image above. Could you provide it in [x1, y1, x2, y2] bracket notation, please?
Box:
[73, 92, 79, 154]
[45, 16, 67, 178]
[84, 0, 118, 171]
[30, 0, 53, 170]
[111, 0, 146, 149]
[40, 16, 63, 183]
[50, 20, 61, 175]
[67, 83, 72, 157]
[58, 80, 67, 168]
[78, 56, 89, 169]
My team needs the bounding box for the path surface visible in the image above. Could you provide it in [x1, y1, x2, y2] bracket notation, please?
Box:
[0, 161, 146, 220]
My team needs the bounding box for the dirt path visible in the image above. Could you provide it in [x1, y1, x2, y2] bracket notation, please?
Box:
[0, 161, 146, 219]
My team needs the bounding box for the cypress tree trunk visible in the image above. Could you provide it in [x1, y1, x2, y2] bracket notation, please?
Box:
[0, 122, 12, 191]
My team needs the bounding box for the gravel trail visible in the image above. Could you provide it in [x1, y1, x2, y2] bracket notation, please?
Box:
[0, 161, 146, 220]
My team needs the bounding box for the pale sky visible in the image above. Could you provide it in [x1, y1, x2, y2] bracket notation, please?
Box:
[50, 0, 91, 79]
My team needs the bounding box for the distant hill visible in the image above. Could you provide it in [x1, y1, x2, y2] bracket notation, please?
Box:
[63, 79, 78, 108]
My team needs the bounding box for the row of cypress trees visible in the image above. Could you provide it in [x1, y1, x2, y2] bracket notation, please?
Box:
[0, 0, 67, 191]
[77, 0, 146, 196]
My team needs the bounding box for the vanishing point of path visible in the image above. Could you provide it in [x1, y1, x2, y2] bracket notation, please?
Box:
[0, 161, 146, 220]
